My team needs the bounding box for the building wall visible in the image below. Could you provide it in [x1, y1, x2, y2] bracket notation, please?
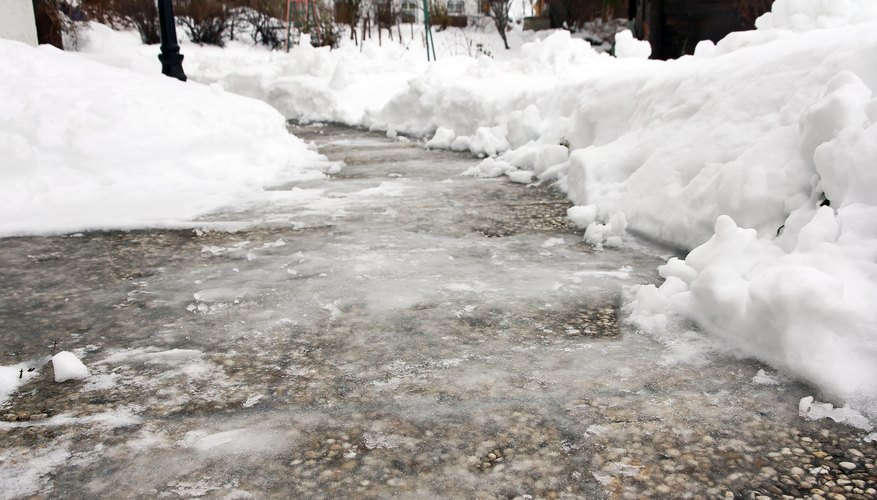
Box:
[0, 0, 39, 46]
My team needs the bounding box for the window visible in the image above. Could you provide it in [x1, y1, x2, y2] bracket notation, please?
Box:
[401, 0, 418, 14]
[448, 0, 465, 15]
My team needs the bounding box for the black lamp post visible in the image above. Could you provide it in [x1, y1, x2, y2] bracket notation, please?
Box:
[157, 0, 187, 81]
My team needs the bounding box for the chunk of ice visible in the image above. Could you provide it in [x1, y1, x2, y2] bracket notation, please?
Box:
[52, 351, 89, 382]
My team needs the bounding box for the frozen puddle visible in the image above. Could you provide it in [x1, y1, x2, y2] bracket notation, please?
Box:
[0, 124, 874, 498]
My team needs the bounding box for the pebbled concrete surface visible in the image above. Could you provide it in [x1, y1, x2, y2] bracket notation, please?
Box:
[0, 124, 874, 499]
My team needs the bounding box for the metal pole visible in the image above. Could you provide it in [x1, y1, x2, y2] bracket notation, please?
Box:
[157, 0, 186, 81]
[421, 0, 434, 61]
[429, 20, 436, 60]
[285, 0, 292, 52]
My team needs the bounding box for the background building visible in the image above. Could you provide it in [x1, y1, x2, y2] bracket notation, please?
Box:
[0, 0, 39, 45]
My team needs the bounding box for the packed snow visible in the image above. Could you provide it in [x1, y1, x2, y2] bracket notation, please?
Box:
[0, 362, 41, 404]
[2, 0, 877, 422]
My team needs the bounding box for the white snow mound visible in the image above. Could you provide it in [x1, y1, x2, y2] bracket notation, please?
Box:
[0, 38, 330, 236]
[52, 351, 89, 382]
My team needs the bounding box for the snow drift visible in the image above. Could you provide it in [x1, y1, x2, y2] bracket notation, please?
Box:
[0, 39, 330, 236]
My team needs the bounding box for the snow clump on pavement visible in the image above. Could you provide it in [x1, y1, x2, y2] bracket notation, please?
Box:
[51, 351, 89, 382]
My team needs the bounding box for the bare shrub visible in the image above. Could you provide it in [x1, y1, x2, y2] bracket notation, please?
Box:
[176, 0, 235, 46]
[80, 0, 160, 43]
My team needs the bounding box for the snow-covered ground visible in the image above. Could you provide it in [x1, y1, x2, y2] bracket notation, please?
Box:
[2, 0, 876, 423]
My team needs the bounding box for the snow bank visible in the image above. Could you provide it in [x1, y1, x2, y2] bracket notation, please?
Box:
[756, 0, 877, 31]
[0, 38, 330, 236]
[371, 31, 655, 152]
[620, 16, 877, 417]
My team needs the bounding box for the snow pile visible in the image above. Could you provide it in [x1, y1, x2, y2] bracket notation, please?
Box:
[76, 22, 577, 131]
[755, 0, 877, 31]
[373, 31, 654, 152]
[613, 30, 651, 59]
[75, 25, 652, 157]
[0, 37, 330, 236]
[625, 19, 877, 417]
[51, 351, 89, 382]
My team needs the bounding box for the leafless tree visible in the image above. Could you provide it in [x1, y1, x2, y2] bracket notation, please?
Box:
[238, 0, 285, 48]
[80, 0, 161, 43]
[335, 0, 366, 41]
[485, 0, 510, 49]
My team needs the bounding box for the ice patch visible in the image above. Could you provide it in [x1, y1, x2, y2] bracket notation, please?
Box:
[242, 394, 264, 408]
[593, 461, 644, 486]
[0, 446, 70, 498]
[752, 369, 782, 386]
[344, 181, 408, 198]
[541, 237, 565, 248]
[585, 424, 608, 435]
[799, 396, 874, 431]
[179, 428, 291, 456]
[362, 432, 410, 450]
[0, 408, 141, 430]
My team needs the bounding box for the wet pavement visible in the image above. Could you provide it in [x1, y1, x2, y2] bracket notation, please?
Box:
[0, 124, 875, 499]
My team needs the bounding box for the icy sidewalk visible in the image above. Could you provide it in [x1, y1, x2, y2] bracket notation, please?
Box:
[0, 125, 874, 498]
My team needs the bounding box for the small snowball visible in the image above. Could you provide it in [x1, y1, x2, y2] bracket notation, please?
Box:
[614, 30, 651, 59]
[694, 40, 716, 58]
[658, 257, 698, 284]
[52, 351, 89, 382]
[567, 205, 597, 229]
[508, 170, 534, 184]
[584, 222, 608, 248]
[462, 157, 514, 178]
[426, 127, 456, 149]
